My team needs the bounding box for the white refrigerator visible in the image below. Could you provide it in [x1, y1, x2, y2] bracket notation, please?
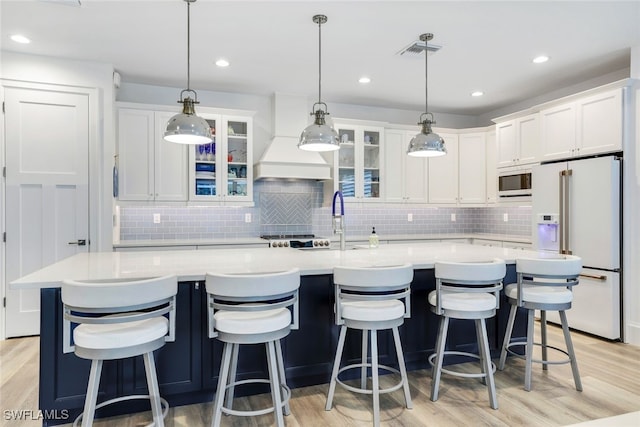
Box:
[532, 155, 621, 340]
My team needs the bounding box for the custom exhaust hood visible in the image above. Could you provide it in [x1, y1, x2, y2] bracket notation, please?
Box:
[254, 93, 332, 180]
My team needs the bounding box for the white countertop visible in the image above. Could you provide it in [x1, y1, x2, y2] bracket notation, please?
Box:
[12, 242, 545, 290]
[112, 233, 531, 248]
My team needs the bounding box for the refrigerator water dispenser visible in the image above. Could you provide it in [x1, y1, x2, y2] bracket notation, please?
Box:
[537, 214, 559, 252]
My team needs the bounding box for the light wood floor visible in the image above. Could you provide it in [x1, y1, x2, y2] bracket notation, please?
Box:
[1, 323, 639, 427]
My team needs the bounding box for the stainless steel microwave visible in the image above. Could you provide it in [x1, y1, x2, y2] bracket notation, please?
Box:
[498, 167, 532, 198]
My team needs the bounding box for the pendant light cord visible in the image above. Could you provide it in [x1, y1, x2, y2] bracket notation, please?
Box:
[186, 0, 191, 92]
[318, 18, 322, 105]
[424, 40, 428, 114]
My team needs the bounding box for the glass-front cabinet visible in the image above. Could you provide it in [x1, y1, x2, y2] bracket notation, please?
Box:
[189, 114, 253, 203]
[333, 123, 383, 201]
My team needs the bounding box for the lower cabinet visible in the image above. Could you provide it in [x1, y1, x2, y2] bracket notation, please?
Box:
[39, 268, 524, 426]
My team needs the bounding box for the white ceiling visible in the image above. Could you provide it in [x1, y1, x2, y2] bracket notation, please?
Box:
[1, 0, 639, 116]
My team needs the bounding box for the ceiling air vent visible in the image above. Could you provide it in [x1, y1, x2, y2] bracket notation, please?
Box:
[396, 39, 442, 57]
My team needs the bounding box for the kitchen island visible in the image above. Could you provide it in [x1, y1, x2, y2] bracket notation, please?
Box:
[12, 242, 533, 426]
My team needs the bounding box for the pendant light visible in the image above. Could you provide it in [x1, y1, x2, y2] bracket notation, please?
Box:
[298, 14, 340, 152]
[164, 0, 212, 145]
[407, 33, 446, 157]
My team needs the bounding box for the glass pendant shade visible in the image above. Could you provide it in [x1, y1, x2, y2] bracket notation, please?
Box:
[299, 14, 339, 152]
[164, 97, 212, 144]
[164, 0, 212, 145]
[298, 109, 339, 151]
[407, 117, 446, 157]
[408, 32, 446, 157]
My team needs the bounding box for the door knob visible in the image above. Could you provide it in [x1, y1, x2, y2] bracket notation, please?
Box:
[68, 239, 87, 246]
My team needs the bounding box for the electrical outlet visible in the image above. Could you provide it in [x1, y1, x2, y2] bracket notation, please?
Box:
[407, 213, 413, 222]
[503, 213, 509, 222]
[245, 213, 252, 223]
[153, 213, 161, 224]
[451, 213, 456, 222]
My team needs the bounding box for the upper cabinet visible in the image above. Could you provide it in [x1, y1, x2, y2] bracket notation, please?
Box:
[189, 114, 253, 203]
[458, 132, 487, 204]
[496, 113, 539, 168]
[117, 108, 188, 201]
[383, 129, 428, 203]
[540, 88, 623, 161]
[333, 123, 384, 201]
[428, 132, 458, 204]
[485, 129, 498, 204]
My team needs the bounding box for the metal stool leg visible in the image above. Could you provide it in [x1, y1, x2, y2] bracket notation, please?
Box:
[541, 310, 548, 371]
[477, 319, 498, 409]
[326, 325, 347, 411]
[499, 304, 517, 370]
[212, 342, 233, 427]
[224, 343, 239, 411]
[371, 329, 380, 427]
[476, 320, 487, 386]
[524, 308, 535, 391]
[266, 341, 285, 427]
[431, 316, 449, 402]
[275, 339, 290, 416]
[392, 326, 413, 409]
[143, 352, 164, 427]
[559, 310, 583, 391]
[81, 359, 103, 427]
[361, 328, 369, 391]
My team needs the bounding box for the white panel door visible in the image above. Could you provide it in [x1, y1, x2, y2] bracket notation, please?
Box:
[577, 89, 623, 157]
[540, 103, 576, 161]
[383, 130, 405, 203]
[4, 87, 89, 337]
[117, 108, 154, 201]
[154, 111, 188, 201]
[496, 121, 516, 168]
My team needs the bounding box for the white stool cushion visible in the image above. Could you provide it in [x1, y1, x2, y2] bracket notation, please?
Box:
[214, 308, 291, 335]
[428, 290, 497, 312]
[73, 317, 168, 350]
[505, 283, 573, 304]
[341, 299, 405, 322]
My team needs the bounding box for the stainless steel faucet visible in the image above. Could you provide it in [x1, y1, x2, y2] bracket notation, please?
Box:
[332, 191, 346, 251]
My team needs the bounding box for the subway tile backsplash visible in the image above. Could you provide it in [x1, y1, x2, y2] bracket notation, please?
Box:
[119, 181, 531, 240]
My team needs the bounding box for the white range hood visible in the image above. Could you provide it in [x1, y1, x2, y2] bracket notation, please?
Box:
[254, 93, 331, 180]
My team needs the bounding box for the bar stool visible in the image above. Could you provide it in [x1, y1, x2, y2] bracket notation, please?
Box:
[61, 275, 178, 427]
[326, 264, 414, 427]
[205, 269, 300, 427]
[429, 259, 505, 410]
[498, 255, 583, 392]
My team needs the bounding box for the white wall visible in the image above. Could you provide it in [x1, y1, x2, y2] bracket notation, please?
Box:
[0, 52, 115, 251]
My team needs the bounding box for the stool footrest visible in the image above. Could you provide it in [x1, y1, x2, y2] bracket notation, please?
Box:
[335, 363, 404, 396]
[505, 341, 573, 366]
[73, 395, 169, 427]
[220, 378, 291, 417]
[428, 351, 496, 379]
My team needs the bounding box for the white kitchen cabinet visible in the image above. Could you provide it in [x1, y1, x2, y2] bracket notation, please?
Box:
[496, 113, 539, 168]
[334, 123, 384, 201]
[485, 129, 498, 204]
[541, 88, 623, 161]
[458, 132, 487, 204]
[428, 132, 458, 204]
[384, 129, 428, 203]
[189, 114, 253, 203]
[117, 108, 188, 201]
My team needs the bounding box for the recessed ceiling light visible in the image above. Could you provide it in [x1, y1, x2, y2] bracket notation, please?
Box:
[358, 76, 371, 84]
[471, 91, 484, 97]
[215, 59, 229, 67]
[10, 34, 31, 44]
[533, 55, 549, 64]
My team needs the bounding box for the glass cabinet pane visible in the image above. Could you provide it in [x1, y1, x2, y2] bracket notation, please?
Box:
[194, 118, 217, 196]
[363, 130, 380, 198]
[226, 120, 249, 197]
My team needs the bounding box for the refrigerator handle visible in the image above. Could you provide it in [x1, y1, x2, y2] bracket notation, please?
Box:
[560, 169, 573, 255]
[559, 170, 565, 254]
